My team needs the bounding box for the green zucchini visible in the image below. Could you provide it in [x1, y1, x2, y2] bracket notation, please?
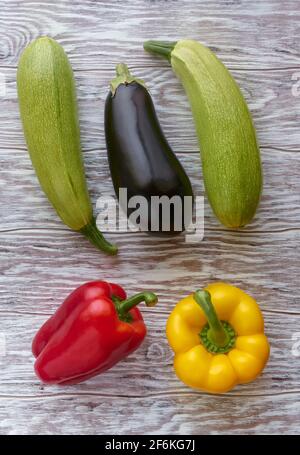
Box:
[144, 39, 262, 228]
[17, 37, 117, 254]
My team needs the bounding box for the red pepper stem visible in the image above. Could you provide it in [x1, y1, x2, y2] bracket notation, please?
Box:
[117, 292, 158, 317]
[194, 290, 229, 348]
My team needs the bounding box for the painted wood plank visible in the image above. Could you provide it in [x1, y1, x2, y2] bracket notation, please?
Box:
[1, 149, 299, 233]
[0, 392, 299, 435]
[1, 66, 300, 151]
[1, 225, 300, 313]
[0, 0, 300, 70]
[0, 0, 300, 436]
[0, 311, 299, 397]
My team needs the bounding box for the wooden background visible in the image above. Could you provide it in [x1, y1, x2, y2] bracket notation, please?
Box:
[0, 0, 300, 435]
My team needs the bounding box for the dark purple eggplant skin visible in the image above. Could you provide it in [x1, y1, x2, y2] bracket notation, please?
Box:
[104, 81, 193, 234]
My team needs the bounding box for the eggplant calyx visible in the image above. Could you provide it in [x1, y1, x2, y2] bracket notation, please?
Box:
[110, 63, 147, 96]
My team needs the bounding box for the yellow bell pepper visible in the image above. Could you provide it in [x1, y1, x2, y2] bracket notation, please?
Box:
[166, 283, 270, 394]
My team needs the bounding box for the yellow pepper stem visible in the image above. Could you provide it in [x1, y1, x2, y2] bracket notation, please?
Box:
[194, 290, 236, 354]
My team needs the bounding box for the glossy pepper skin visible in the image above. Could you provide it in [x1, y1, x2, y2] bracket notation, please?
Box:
[166, 283, 270, 394]
[105, 64, 193, 234]
[32, 281, 157, 385]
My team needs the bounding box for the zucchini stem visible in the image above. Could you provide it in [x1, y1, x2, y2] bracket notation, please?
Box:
[80, 218, 118, 255]
[143, 41, 177, 61]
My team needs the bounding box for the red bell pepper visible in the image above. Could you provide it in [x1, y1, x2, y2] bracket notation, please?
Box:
[32, 281, 157, 385]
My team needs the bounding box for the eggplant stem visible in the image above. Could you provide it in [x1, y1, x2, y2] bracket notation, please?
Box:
[110, 63, 147, 96]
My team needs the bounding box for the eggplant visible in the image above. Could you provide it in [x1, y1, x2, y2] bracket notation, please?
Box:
[105, 64, 193, 234]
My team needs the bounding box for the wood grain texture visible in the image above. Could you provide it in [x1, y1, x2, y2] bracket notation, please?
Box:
[0, 0, 300, 435]
[1, 66, 300, 151]
[0, 0, 300, 70]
